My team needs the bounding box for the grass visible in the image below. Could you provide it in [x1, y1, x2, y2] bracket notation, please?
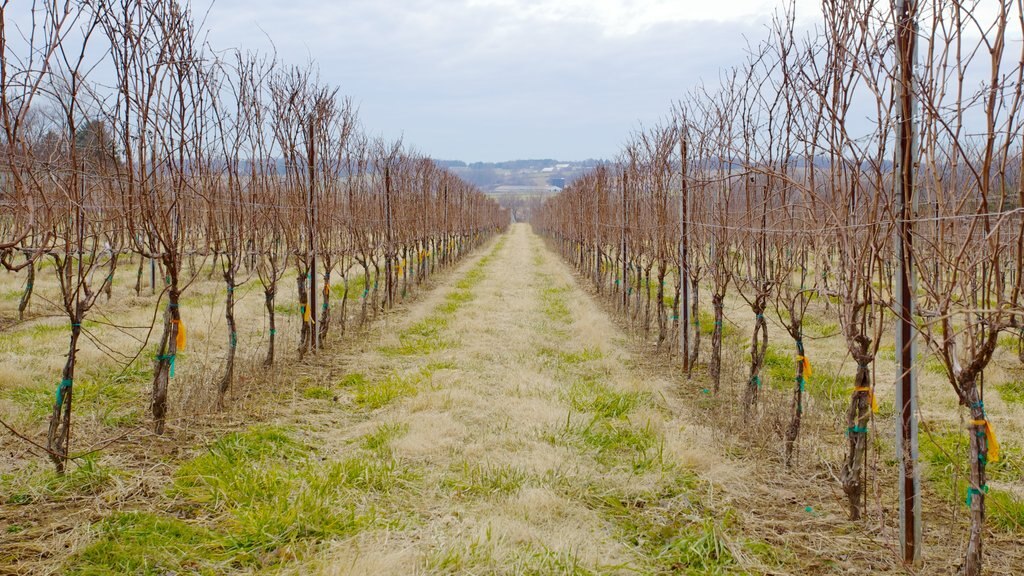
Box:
[536, 345, 604, 380]
[802, 313, 839, 338]
[919, 422, 1024, 534]
[70, 425, 419, 573]
[512, 544, 601, 575]
[379, 314, 453, 357]
[353, 371, 419, 409]
[70, 511, 226, 575]
[995, 379, 1024, 405]
[361, 422, 409, 456]
[352, 361, 451, 409]
[338, 372, 369, 388]
[302, 385, 334, 400]
[540, 284, 572, 324]
[571, 472, 740, 575]
[545, 412, 663, 473]
[762, 345, 797, 392]
[0, 342, 164, 429]
[425, 529, 498, 573]
[803, 370, 851, 410]
[441, 461, 530, 497]
[566, 377, 645, 419]
[2, 455, 115, 506]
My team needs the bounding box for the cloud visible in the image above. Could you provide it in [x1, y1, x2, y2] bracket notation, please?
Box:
[200, 0, 813, 161]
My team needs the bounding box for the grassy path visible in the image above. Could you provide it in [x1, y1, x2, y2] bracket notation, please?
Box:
[299, 222, 749, 574]
[53, 223, 758, 574]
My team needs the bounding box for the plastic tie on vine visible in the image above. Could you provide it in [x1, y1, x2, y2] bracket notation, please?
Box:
[55, 378, 73, 405]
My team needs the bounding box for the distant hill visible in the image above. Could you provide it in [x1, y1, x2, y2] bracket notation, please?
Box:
[437, 158, 604, 192]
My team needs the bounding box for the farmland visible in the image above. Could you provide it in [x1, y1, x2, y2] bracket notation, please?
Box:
[3, 0, 1024, 575]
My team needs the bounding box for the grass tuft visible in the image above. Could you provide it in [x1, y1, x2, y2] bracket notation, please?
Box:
[441, 461, 529, 497]
[353, 372, 419, 409]
[361, 422, 409, 456]
[566, 377, 644, 419]
[302, 386, 334, 400]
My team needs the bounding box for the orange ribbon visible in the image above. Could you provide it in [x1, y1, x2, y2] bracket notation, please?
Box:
[172, 319, 186, 351]
[854, 386, 878, 413]
[970, 419, 1000, 462]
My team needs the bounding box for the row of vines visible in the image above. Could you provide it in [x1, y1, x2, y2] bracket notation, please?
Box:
[0, 2, 507, 472]
[535, 1, 1022, 574]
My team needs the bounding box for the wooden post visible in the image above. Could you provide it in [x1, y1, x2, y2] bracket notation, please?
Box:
[679, 133, 690, 371]
[895, 0, 921, 564]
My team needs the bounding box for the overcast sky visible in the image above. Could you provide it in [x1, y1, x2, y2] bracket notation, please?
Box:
[201, 0, 827, 162]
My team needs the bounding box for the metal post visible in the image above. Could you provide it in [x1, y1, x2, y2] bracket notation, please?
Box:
[895, 0, 921, 564]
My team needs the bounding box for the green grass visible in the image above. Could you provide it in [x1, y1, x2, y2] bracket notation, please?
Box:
[379, 314, 453, 357]
[996, 379, 1024, 405]
[338, 372, 369, 388]
[536, 345, 603, 379]
[573, 473, 740, 575]
[540, 285, 572, 324]
[352, 366, 441, 409]
[273, 301, 299, 316]
[697, 310, 733, 337]
[332, 273, 367, 301]
[70, 511, 226, 575]
[361, 422, 409, 456]
[566, 377, 645, 419]
[547, 413, 663, 473]
[802, 314, 839, 338]
[762, 345, 797, 392]
[353, 372, 417, 409]
[2, 382, 53, 420]
[919, 423, 1024, 534]
[2, 455, 115, 506]
[512, 544, 601, 575]
[441, 461, 530, 497]
[924, 356, 950, 377]
[69, 425, 419, 573]
[1, 358, 148, 426]
[302, 386, 334, 400]
[425, 529, 498, 573]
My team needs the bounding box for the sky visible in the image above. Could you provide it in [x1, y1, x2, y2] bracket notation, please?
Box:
[201, 0, 825, 162]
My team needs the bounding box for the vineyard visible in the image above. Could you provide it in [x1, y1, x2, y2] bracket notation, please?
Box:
[1, 0, 1023, 575]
